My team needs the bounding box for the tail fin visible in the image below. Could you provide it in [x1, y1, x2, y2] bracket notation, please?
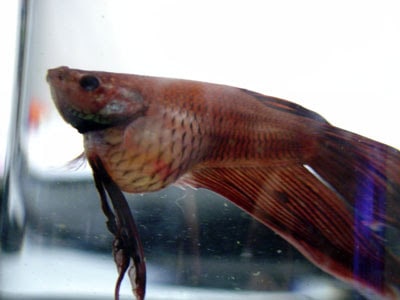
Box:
[308, 125, 400, 229]
[307, 125, 400, 297]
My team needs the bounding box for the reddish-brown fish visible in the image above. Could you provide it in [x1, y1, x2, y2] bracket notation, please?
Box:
[47, 66, 400, 300]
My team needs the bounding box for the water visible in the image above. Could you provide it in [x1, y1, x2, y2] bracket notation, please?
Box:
[2, 148, 345, 299]
[1, 1, 398, 299]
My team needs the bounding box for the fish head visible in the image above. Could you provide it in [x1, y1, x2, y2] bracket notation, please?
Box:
[47, 66, 148, 133]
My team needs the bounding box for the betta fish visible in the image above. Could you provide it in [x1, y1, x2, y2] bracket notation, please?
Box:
[47, 66, 400, 300]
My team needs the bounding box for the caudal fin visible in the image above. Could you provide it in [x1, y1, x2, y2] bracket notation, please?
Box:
[308, 125, 400, 229]
[307, 125, 400, 298]
[185, 123, 400, 299]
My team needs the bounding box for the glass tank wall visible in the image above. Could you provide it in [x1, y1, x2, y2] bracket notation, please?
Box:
[1, 1, 399, 299]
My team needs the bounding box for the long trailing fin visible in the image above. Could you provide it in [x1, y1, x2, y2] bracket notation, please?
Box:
[89, 157, 146, 300]
[181, 164, 400, 299]
[307, 125, 400, 228]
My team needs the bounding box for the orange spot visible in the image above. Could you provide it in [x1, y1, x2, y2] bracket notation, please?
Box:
[29, 98, 48, 129]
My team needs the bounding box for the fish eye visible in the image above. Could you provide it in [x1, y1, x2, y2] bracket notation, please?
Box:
[79, 75, 100, 91]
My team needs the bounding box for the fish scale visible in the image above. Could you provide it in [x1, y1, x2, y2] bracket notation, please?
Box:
[48, 66, 400, 300]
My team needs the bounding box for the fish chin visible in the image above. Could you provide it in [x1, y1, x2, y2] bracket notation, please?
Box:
[62, 105, 115, 133]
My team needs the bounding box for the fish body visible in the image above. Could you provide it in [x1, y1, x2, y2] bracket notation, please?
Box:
[47, 66, 400, 299]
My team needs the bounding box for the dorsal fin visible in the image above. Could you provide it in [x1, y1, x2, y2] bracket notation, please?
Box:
[240, 88, 328, 123]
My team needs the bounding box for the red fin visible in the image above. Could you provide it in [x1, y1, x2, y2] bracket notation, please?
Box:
[89, 157, 146, 300]
[180, 164, 400, 298]
[308, 125, 400, 228]
[240, 88, 328, 124]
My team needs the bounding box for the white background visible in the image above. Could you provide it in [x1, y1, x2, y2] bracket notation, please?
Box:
[1, 0, 400, 175]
